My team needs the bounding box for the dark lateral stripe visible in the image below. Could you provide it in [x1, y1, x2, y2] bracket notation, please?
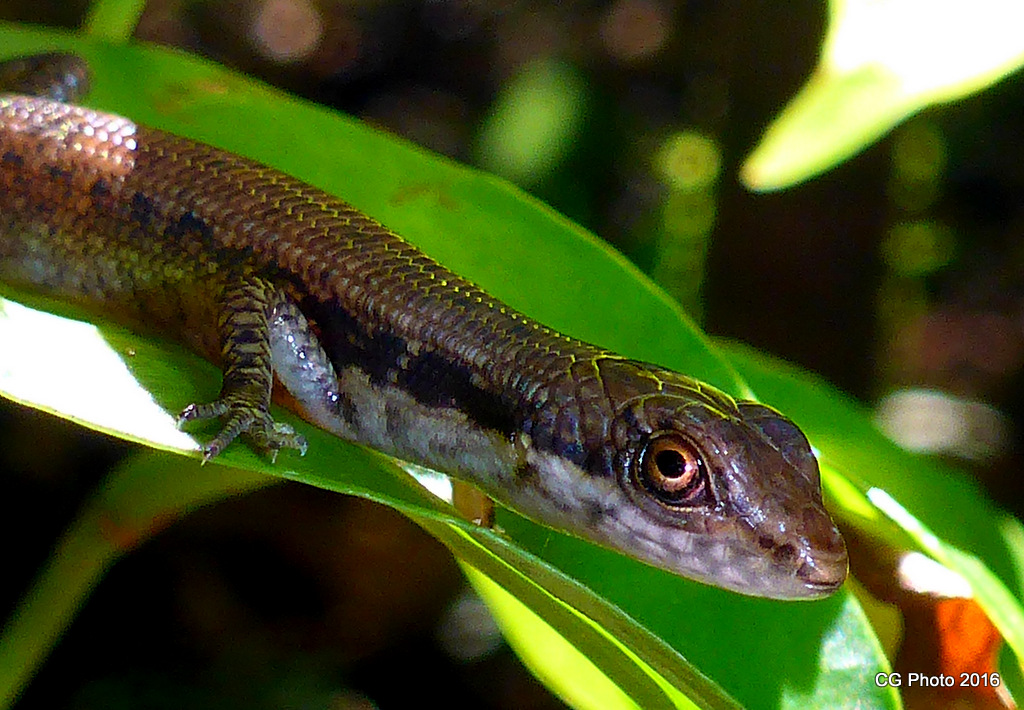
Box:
[305, 295, 516, 437]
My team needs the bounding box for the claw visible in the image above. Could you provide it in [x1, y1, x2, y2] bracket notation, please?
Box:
[177, 398, 306, 462]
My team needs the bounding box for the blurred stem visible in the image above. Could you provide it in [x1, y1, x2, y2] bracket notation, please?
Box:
[0, 451, 268, 709]
[81, 0, 147, 42]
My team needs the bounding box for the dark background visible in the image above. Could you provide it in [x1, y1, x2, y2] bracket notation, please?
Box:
[1, 1, 1023, 708]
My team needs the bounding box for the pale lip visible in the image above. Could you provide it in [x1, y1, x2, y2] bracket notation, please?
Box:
[797, 547, 850, 596]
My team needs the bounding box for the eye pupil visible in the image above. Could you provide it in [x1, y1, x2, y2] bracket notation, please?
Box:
[655, 449, 686, 478]
[635, 433, 710, 507]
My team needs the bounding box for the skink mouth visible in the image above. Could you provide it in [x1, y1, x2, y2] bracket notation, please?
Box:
[797, 551, 850, 595]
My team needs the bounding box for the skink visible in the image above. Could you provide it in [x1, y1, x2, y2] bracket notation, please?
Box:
[0, 53, 847, 599]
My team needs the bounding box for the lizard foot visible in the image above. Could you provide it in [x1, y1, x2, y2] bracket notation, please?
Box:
[177, 398, 308, 462]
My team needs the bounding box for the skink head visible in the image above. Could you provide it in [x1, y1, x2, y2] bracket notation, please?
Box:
[520, 358, 847, 600]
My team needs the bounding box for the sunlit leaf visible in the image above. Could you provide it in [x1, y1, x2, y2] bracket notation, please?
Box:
[742, 0, 1024, 191]
[2, 20, 1020, 710]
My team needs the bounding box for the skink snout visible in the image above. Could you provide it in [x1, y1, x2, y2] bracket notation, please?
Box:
[794, 499, 849, 595]
[798, 553, 848, 597]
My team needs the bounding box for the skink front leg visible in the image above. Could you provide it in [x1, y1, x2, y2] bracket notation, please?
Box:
[177, 274, 308, 461]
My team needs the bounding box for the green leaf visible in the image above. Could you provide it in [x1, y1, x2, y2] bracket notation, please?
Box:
[742, 0, 1024, 191]
[0, 21, 1017, 710]
[721, 340, 1024, 682]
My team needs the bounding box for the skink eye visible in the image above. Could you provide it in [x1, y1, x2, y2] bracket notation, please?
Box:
[637, 433, 711, 506]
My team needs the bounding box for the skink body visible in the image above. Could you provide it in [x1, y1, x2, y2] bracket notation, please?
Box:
[0, 54, 847, 599]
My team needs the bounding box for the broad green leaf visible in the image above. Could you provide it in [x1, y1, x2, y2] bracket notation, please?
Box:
[462, 564, 698, 710]
[0, 23, 763, 710]
[742, 0, 1024, 191]
[2, 21, 1018, 710]
[721, 341, 1024, 687]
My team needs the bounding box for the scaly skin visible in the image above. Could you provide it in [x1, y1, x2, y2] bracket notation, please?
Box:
[0, 54, 847, 598]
